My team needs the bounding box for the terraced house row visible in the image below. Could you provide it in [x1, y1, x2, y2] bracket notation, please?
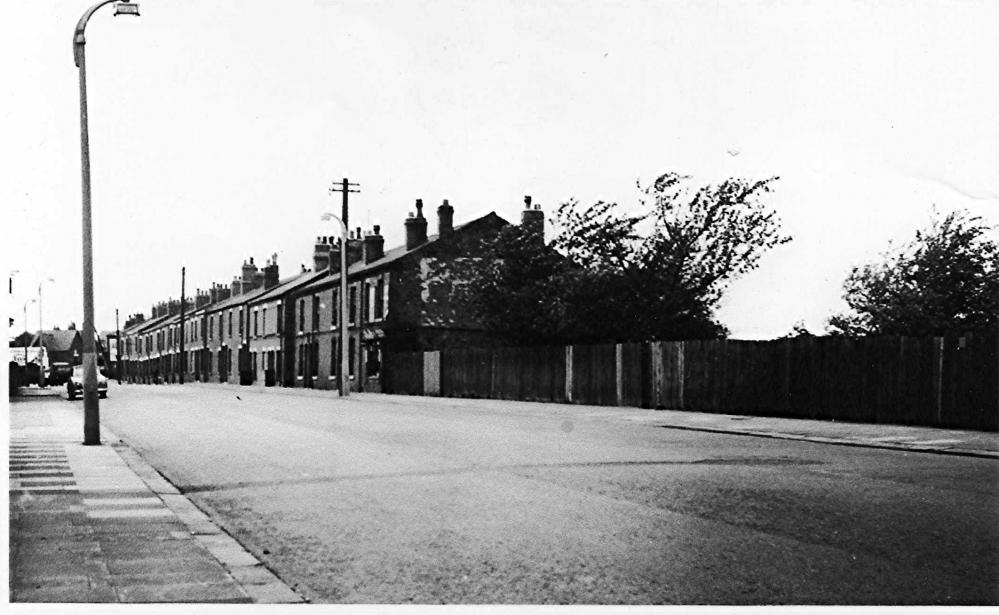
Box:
[119, 197, 544, 392]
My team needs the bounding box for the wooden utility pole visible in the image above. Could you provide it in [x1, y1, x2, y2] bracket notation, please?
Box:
[115, 308, 121, 383]
[329, 177, 359, 395]
[179, 266, 186, 384]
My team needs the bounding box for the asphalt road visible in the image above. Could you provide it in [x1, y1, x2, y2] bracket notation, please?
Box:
[93, 383, 998, 605]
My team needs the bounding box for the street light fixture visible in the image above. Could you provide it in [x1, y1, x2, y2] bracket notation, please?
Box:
[38, 277, 55, 387]
[74, 0, 140, 445]
[320, 212, 350, 397]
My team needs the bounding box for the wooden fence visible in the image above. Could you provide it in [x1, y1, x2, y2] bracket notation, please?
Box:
[382, 330, 998, 431]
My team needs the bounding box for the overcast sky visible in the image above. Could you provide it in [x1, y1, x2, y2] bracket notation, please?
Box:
[4, 0, 997, 341]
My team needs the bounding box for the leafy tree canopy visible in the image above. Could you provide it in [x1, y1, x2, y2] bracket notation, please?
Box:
[827, 210, 999, 336]
[448, 171, 790, 345]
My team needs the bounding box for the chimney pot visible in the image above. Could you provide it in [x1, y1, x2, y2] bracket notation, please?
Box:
[437, 198, 455, 236]
[405, 199, 429, 249]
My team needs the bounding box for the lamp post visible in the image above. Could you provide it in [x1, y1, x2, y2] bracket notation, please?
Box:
[320, 212, 350, 397]
[74, 0, 140, 445]
[38, 277, 54, 387]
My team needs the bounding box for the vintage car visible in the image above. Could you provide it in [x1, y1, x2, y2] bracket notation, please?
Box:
[66, 365, 108, 400]
[45, 362, 74, 386]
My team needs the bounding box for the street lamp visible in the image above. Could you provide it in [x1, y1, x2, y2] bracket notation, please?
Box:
[320, 212, 350, 397]
[74, 0, 140, 445]
[37, 278, 54, 387]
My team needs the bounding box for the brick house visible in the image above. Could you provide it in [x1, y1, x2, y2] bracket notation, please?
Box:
[285, 198, 532, 392]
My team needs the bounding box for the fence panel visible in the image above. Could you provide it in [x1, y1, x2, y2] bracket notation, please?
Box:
[942, 330, 998, 430]
[652, 342, 684, 409]
[571, 343, 617, 406]
[620, 343, 646, 408]
[522, 345, 567, 403]
[441, 347, 492, 398]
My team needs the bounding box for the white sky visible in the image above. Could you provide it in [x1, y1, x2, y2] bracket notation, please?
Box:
[3, 0, 998, 340]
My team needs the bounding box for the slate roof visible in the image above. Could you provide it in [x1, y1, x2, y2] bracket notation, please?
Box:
[36, 330, 80, 353]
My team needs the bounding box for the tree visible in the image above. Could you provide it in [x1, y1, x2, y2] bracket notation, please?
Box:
[827, 210, 999, 336]
[451, 171, 790, 345]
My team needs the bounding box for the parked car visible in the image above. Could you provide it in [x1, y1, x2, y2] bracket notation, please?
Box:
[45, 362, 74, 386]
[66, 366, 108, 400]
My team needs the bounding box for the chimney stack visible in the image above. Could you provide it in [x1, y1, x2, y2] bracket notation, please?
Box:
[363, 225, 385, 263]
[437, 199, 454, 237]
[230, 276, 242, 297]
[521, 195, 544, 243]
[209, 283, 220, 305]
[195, 289, 211, 308]
[264, 255, 280, 289]
[241, 257, 258, 289]
[346, 229, 364, 266]
[405, 198, 428, 250]
[313, 236, 331, 272]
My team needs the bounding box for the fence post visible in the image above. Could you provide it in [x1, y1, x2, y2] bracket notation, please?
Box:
[932, 337, 944, 425]
[650, 341, 663, 408]
[615, 343, 623, 406]
[490, 350, 497, 399]
[677, 341, 685, 410]
[565, 345, 574, 403]
[423, 350, 441, 396]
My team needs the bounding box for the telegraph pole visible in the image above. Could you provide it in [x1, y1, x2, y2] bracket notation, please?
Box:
[328, 177, 359, 395]
[115, 308, 121, 383]
[179, 266, 186, 384]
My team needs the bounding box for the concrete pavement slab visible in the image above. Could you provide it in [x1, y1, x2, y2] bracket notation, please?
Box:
[9, 398, 303, 603]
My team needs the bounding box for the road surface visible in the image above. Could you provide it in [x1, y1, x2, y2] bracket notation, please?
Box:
[91, 383, 998, 604]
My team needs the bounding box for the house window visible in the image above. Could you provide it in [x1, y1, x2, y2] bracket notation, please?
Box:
[349, 287, 357, 325]
[262, 308, 267, 335]
[239, 310, 244, 336]
[297, 345, 303, 377]
[367, 283, 375, 322]
[228, 311, 233, 337]
[310, 342, 318, 379]
[312, 295, 320, 332]
[298, 300, 305, 333]
[218, 315, 223, 340]
[375, 278, 385, 320]
[209, 316, 214, 340]
[253, 311, 259, 337]
[348, 338, 355, 377]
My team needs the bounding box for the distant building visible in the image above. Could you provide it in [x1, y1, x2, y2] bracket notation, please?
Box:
[35, 329, 82, 366]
